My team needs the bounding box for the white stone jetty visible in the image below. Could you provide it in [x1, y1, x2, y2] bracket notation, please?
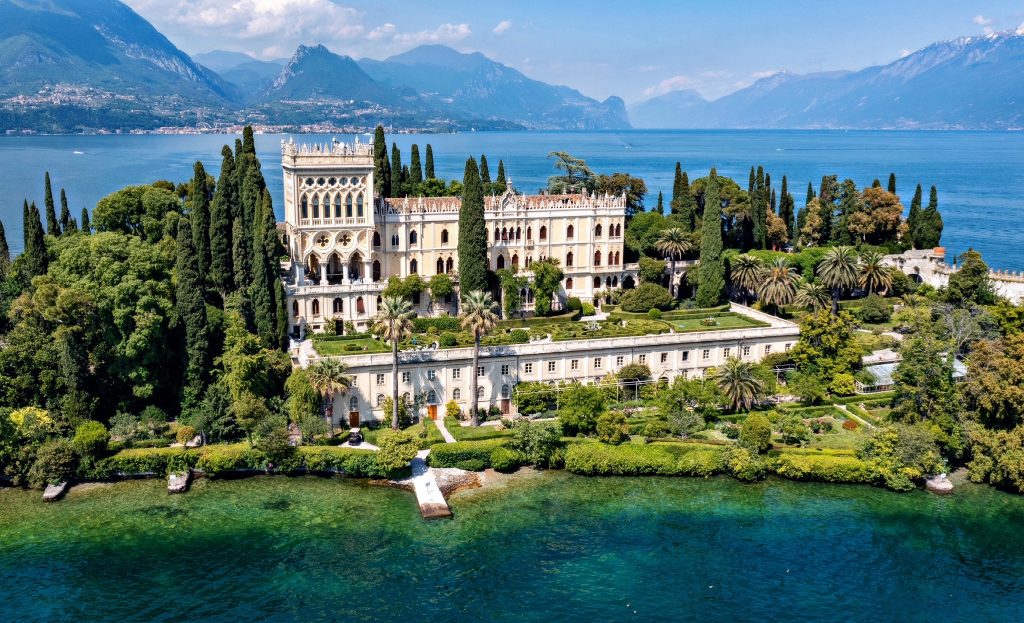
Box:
[42, 481, 68, 502]
[410, 449, 451, 519]
[926, 473, 954, 494]
[168, 470, 191, 494]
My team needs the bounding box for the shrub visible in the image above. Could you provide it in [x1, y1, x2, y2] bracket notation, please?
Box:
[857, 294, 892, 324]
[774, 453, 875, 484]
[299, 446, 381, 477]
[564, 443, 679, 476]
[566, 297, 583, 312]
[72, 421, 109, 457]
[175, 425, 197, 445]
[508, 420, 563, 467]
[88, 446, 186, 478]
[597, 411, 630, 445]
[196, 445, 265, 477]
[256, 427, 298, 468]
[375, 430, 419, 476]
[428, 439, 509, 469]
[439, 332, 458, 348]
[27, 440, 78, 488]
[490, 447, 527, 472]
[677, 448, 726, 477]
[642, 420, 671, 438]
[842, 419, 859, 431]
[581, 302, 596, 317]
[829, 373, 857, 396]
[509, 329, 530, 343]
[779, 415, 810, 446]
[617, 362, 652, 384]
[721, 423, 741, 439]
[739, 413, 772, 453]
[412, 316, 461, 333]
[647, 308, 662, 320]
[725, 446, 767, 481]
[620, 283, 674, 313]
[858, 424, 943, 492]
[557, 383, 607, 435]
[445, 400, 461, 419]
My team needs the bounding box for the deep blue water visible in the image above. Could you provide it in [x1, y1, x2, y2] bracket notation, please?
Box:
[1, 130, 1022, 268]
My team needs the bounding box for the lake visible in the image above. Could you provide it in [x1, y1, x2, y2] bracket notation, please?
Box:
[2, 473, 1024, 622]
[1, 130, 1023, 269]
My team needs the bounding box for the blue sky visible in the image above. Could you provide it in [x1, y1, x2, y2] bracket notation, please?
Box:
[124, 0, 1024, 102]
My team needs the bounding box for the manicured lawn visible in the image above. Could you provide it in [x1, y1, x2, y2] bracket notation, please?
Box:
[444, 417, 515, 441]
[314, 337, 389, 355]
[669, 314, 766, 332]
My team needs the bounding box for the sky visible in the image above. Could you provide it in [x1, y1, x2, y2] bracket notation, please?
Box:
[122, 0, 1024, 103]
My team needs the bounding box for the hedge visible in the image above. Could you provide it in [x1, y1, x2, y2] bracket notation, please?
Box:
[87, 447, 194, 478]
[832, 391, 895, 405]
[607, 303, 731, 320]
[564, 443, 726, 476]
[445, 417, 515, 442]
[497, 309, 581, 329]
[298, 446, 383, 477]
[773, 452, 876, 484]
[428, 439, 510, 470]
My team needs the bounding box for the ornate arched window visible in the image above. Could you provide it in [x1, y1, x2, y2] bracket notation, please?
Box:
[594, 250, 602, 266]
[595, 224, 603, 237]
[511, 254, 519, 268]
[501, 384, 511, 399]
[494, 227, 500, 241]
[409, 230, 418, 246]
[292, 300, 299, 317]
[566, 277, 574, 289]
[453, 388, 461, 400]
[594, 276, 601, 288]
[527, 227, 532, 240]
[427, 390, 438, 404]
[566, 252, 574, 267]
[373, 231, 381, 247]
[356, 193, 364, 217]
[311, 299, 320, 316]
[446, 257, 454, 273]
[312, 195, 320, 219]
[567, 224, 574, 239]
[332, 298, 343, 313]
[539, 226, 547, 240]
[516, 227, 521, 240]
[356, 296, 365, 314]
[612, 276, 619, 287]
[437, 258, 444, 274]
[345, 194, 353, 218]
[301, 194, 308, 219]
[372, 260, 381, 281]
[477, 386, 485, 399]
[441, 229, 449, 244]
[496, 255, 505, 270]
[410, 259, 418, 274]
[376, 394, 385, 407]
[334, 195, 342, 218]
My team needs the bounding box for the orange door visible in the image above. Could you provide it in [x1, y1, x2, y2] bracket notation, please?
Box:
[427, 405, 438, 420]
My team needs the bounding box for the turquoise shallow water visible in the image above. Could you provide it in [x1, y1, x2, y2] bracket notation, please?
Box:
[2, 473, 1024, 622]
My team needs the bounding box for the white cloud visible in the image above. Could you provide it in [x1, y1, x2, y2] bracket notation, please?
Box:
[750, 70, 778, 79]
[898, 48, 912, 58]
[367, 23, 396, 41]
[493, 20, 512, 35]
[974, 14, 995, 34]
[393, 23, 472, 45]
[642, 75, 696, 98]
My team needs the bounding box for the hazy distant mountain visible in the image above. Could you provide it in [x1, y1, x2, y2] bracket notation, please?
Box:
[0, 0, 236, 103]
[359, 44, 631, 130]
[628, 89, 708, 128]
[631, 27, 1024, 129]
[260, 44, 411, 105]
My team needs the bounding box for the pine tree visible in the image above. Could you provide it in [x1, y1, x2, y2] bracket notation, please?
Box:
[480, 154, 491, 186]
[695, 169, 725, 307]
[390, 143, 402, 198]
[779, 176, 795, 241]
[888, 173, 897, 194]
[176, 215, 210, 413]
[373, 125, 388, 195]
[425, 144, 435, 179]
[210, 146, 237, 295]
[907, 183, 923, 249]
[917, 186, 944, 249]
[59, 189, 71, 233]
[495, 159, 507, 192]
[189, 161, 212, 280]
[410, 144, 423, 185]
[22, 200, 47, 282]
[80, 207, 91, 234]
[44, 172, 60, 237]
[655, 191, 664, 214]
[458, 157, 488, 293]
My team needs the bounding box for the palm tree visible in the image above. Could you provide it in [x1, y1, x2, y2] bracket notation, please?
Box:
[372, 294, 414, 430]
[794, 281, 831, 312]
[655, 228, 693, 298]
[730, 254, 764, 305]
[816, 246, 859, 315]
[460, 290, 499, 426]
[307, 359, 352, 434]
[859, 250, 894, 295]
[714, 357, 764, 412]
[757, 257, 797, 314]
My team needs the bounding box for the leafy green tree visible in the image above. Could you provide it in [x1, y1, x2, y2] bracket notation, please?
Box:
[479, 154, 491, 186]
[739, 412, 772, 453]
[858, 424, 942, 491]
[888, 173, 897, 194]
[817, 246, 859, 314]
[461, 290, 499, 426]
[859, 250, 894, 294]
[230, 392, 271, 447]
[176, 216, 210, 414]
[778, 176, 795, 241]
[696, 169, 725, 307]
[307, 359, 352, 433]
[547, 151, 594, 193]
[715, 358, 764, 412]
[890, 331, 962, 455]
[671, 165, 696, 231]
[27, 439, 77, 489]
[209, 146, 236, 296]
[624, 210, 669, 259]
[250, 190, 283, 349]
[513, 381, 557, 416]
[655, 227, 692, 298]
[457, 157, 488, 293]
[219, 303, 290, 402]
[794, 281, 830, 312]
[374, 429, 419, 475]
[508, 420, 562, 466]
[428, 273, 454, 312]
[530, 258, 563, 316]
[93, 184, 180, 242]
[284, 369, 323, 442]
[637, 256, 667, 286]
[752, 166, 767, 249]
[557, 383, 606, 435]
[620, 282, 674, 312]
[945, 249, 994, 306]
[597, 411, 629, 444]
[71, 420, 109, 457]
[617, 362, 652, 384]
[961, 335, 1024, 429]
[372, 295, 414, 430]
[0, 220, 9, 277]
[496, 268, 528, 318]
[595, 173, 647, 216]
[424, 144, 435, 179]
[789, 310, 861, 380]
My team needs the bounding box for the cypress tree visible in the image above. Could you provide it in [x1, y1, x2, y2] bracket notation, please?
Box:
[250, 189, 279, 349]
[0, 219, 9, 276]
[872, 179, 881, 188]
[695, 169, 725, 307]
[390, 143, 402, 197]
[907, 183, 923, 249]
[231, 216, 251, 303]
[189, 161, 212, 280]
[175, 215, 210, 413]
[22, 200, 47, 282]
[670, 163, 684, 214]
[425, 144, 435, 179]
[806, 182, 815, 206]
[401, 165, 409, 188]
[779, 176, 795, 241]
[655, 191, 664, 214]
[210, 146, 237, 295]
[677, 172, 695, 232]
[457, 157, 488, 293]
[917, 186, 944, 249]
[57, 327, 92, 423]
[888, 173, 897, 194]
[242, 125, 256, 157]
[410, 144, 423, 185]
[382, 154, 392, 198]
[495, 160, 507, 192]
[44, 172, 60, 237]
[80, 207, 91, 234]
[59, 189, 71, 233]
[770, 188, 777, 215]
[752, 166, 767, 250]
[373, 125, 389, 195]
[234, 138, 245, 196]
[480, 154, 491, 186]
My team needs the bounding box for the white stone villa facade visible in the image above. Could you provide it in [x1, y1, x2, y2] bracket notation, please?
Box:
[280, 138, 634, 337]
[884, 247, 1024, 303]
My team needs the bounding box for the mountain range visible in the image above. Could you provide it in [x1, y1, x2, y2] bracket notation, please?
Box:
[1, 0, 1023, 133]
[630, 26, 1024, 130]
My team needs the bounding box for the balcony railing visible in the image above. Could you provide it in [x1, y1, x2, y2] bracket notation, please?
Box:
[298, 217, 368, 227]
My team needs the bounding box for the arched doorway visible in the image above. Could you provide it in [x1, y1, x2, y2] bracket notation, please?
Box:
[349, 252, 362, 280]
[372, 260, 381, 282]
